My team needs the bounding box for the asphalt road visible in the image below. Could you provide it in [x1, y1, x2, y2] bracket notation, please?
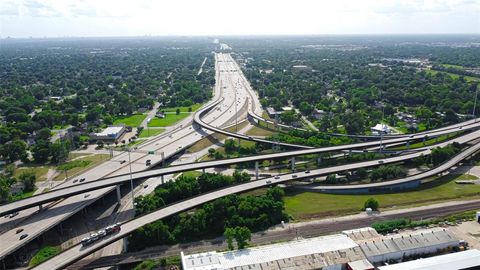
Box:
[0, 53, 256, 261]
[69, 199, 480, 269]
[31, 132, 480, 270]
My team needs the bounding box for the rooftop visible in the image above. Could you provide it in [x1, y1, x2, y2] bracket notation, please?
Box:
[93, 126, 125, 137]
[182, 234, 361, 270]
[377, 249, 480, 270]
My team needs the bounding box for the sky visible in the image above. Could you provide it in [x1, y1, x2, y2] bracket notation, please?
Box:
[0, 0, 479, 37]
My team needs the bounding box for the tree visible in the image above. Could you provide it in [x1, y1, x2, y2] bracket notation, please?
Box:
[364, 197, 379, 210]
[280, 111, 297, 125]
[224, 139, 237, 154]
[208, 148, 216, 157]
[1, 140, 28, 163]
[356, 167, 368, 178]
[444, 109, 458, 123]
[325, 174, 337, 184]
[32, 140, 51, 163]
[0, 175, 11, 202]
[224, 227, 235, 250]
[36, 127, 52, 141]
[19, 171, 36, 192]
[176, 108, 180, 115]
[343, 112, 365, 134]
[51, 140, 70, 163]
[234, 226, 251, 249]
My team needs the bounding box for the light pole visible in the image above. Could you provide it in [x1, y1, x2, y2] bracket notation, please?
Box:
[127, 148, 135, 207]
[473, 85, 478, 122]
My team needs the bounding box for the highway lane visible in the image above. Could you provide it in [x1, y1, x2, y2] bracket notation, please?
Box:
[0, 53, 255, 261]
[1, 123, 478, 217]
[32, 131, 480, 270]
[248, 109, 480, 139]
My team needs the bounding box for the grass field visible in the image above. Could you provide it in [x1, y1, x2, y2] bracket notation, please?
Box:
[113, 114, 147, 127]
[160, 104, 202, 113]
[246, 124, 276, 136]
[148, 113, 190, 127]
[14, 166, 50, 182]
[186, 121, 249, 153]
[424, 69, 479, 82]
[29, 246, 60, 266]
[53, 154, 110, 181]
[10, 189, 37, 202]
[139, 128, 165, 138]
[284, 174, 480, 220]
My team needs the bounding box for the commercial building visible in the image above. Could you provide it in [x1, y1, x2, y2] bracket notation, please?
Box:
[181, 227, 463, 270]
[181, 234, 364, 270]
[371, 124, 391, 135]
[89, 126, 126, 142]
[377, 249, 480, 270]
[359, 228, 459, 264]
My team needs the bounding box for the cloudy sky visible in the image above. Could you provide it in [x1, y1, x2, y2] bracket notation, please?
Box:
[1, 0, 479, 37]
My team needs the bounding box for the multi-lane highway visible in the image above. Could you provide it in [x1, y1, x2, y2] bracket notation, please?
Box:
[32, 129, 480, 270]
[0, 53, 259, 261]
[1, 120, 478, 217]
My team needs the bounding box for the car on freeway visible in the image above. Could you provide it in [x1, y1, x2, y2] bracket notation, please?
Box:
[19, 234, 28, 240]
[146, 159, 151, 166]
[80, 178, 86, 182]
[409, 135, 414, 138]
[266, 180, 272, 184]
[9, 212, 19, 218]
[120, 160, 126, 164]
[143, 184, 148, 189]
[378, 160, 384, 164]
[97, 229, 106, 237]
[292, 174, 298, 178]
[89, 233, 99, 241]
[16, 228, 24, 234]
[84, 194, 91, 198]
[73, 179, 78, 183]
[274, 176, 280, 179]
[305, 170, 310, 174]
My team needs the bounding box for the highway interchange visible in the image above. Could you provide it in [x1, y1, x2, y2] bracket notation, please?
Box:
[1, 51, 480, 269]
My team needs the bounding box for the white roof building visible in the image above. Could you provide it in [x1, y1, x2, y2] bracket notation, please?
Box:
[377, 249, 480, 270]
[181, 234, 363, 270]
[371, 124, 391, 135]
[90, 126, 126, 141]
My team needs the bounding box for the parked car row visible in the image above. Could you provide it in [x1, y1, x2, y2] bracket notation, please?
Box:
[81, 223, 121, 247]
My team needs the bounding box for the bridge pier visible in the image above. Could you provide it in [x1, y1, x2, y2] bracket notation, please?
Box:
[161, 152, 165, 167]
[316, 157, 321, 166]
[202, 168, 205, 174]
[38, 204, 43, 212]
[161, 175, 164, 184]
[255, 161, 259, 180]
[116, 185, 121, 205]
[291, 157, 296, 172]
[406, 141, 410, 149]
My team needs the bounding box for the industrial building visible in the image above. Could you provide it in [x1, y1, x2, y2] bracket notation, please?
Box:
[377, 249, 480, 270]
[89, 126, 126, 142]
[359, 228, 459, 263]
[181, 227, 466, 270]
[181, 234, 365, 270]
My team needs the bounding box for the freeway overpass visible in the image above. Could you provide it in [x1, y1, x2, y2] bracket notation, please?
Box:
[32, 131, 480, 270]
[1, 121, 479, 217]
[248, 110, 480, 140]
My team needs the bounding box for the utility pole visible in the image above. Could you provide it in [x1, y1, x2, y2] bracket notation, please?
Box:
[473, 84, 478, 122]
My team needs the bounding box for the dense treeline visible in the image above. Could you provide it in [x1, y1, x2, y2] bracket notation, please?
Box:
[135, 172, 251, 216]
[0, 38, 215, 164]
[268, 129, 352, 147]
[225, 36, 479, 135]
[129, 186, 287, 251]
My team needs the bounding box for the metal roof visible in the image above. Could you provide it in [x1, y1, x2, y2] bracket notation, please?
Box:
[377, 249, 480, 270]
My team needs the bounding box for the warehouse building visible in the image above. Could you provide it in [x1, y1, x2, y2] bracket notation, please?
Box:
[377, 249, 480, 270]
[181, 234, 365, 270]
[359, 228, 459, 264]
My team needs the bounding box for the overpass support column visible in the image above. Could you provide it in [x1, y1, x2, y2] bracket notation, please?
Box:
[255, 161, 259, 180]
[38, 204, 43, 211]
[406, 141, 410, 149]
[161, 175, 164, 184]
[161, 152, 165, 167]
[116, 185, 121, 205]
[202, 168, 205, 174]
[291, 157, 296, 172]
[316, 157, 321, 166]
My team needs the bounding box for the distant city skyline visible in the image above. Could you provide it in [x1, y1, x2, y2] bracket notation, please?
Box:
[1, 0, 479, 38]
